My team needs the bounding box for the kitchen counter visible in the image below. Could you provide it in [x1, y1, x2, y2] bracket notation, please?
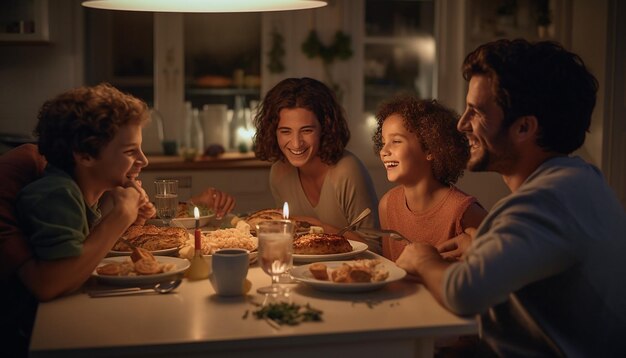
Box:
[145, 152, 270, 171]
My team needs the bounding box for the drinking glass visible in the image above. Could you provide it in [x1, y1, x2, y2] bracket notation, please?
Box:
[256, 220, 294, 294]
[154, 179, 178, 226]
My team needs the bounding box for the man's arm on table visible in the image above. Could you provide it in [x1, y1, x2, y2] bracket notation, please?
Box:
[396, 243, 453, 309]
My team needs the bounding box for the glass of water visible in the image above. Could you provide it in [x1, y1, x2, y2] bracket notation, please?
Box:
[154, 179, 178, 226]
[256, 220, 294, 295]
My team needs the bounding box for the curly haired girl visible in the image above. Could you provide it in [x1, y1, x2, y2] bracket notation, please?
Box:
[373, 96, 486, 261]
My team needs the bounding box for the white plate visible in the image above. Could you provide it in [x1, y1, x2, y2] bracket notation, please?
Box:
[291, 261, 406, 293]
[146, 214, 214, 229]
[108, 246, 180, 257]
[92, 256, 190, 286]
[293, 240, 368, 263]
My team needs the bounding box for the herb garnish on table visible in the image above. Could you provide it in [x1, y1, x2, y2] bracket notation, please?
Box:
[245, 302, 323, 326]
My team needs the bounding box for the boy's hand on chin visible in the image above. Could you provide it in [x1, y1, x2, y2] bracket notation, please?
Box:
[109, 186, 146, 225]
[134, 201, 156, 226]
[123, 179, 155, 225]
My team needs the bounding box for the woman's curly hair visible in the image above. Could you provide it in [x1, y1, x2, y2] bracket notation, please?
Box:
[35, 83, 148, 174]
[372, 97, 469, 185]
[253, 77, 350, 165]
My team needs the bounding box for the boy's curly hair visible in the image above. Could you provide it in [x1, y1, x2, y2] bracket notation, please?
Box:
[372, 97, 469, 185]
[253, 77, 350, 165]
[35, 83, 148, 174]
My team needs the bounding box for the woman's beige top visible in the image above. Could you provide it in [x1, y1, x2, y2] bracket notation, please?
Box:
[269, 151, 380, 251]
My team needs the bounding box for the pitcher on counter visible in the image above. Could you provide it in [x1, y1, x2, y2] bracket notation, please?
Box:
[253, 77, 381, 253]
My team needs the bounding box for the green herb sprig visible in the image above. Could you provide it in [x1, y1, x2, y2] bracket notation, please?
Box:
[250, 302, 323, 326]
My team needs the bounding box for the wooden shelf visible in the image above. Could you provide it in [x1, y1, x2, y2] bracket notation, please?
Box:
[145, 152, 270, 171]
[185, 87, 260, 96]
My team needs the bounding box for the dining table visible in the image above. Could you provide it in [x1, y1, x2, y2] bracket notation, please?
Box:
[29, 251, 477, 358]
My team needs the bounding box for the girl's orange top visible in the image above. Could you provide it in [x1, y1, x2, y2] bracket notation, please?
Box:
[382, 185, 478, 261]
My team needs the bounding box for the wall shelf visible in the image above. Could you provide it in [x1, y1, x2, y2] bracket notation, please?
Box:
[0, 0, 49, 43]
[186, 88, 259, 96]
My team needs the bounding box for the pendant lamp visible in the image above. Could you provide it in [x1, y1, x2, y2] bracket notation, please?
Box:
[81, 0, 327, 13]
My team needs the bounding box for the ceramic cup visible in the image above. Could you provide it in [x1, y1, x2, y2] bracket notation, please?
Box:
[210, 248, 249, 296]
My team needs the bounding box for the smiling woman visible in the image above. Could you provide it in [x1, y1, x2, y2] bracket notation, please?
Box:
[253, 77, 381, 253]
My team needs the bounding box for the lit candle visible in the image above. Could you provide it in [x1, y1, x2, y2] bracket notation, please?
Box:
[194, 206, 201, 248]
[188, 205, 209, 280]
[282, 201, 289, 220]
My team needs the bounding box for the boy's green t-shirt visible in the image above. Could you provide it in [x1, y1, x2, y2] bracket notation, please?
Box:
[16, 165, 102, 260]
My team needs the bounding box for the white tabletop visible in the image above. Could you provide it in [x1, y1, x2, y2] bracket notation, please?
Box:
[30, 252, 477, 357]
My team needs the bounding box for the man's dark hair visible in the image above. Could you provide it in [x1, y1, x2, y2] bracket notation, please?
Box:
[462, 39, 598, 154]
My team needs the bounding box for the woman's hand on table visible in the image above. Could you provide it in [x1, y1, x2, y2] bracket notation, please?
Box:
[191, 187, 235, 220]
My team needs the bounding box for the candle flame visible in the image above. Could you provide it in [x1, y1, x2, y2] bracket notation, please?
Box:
[194, 206, 200, 219]
[283, 202, 289, 220]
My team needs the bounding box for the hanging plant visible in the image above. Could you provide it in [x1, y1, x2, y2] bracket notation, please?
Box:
[301, 29, 353, 99]
[267, 28, 285, 73]
[301, 30, 353, 64]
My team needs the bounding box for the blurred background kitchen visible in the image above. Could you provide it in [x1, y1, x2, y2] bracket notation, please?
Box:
[1, 0, 624, 213]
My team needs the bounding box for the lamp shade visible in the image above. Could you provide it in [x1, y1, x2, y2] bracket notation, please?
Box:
[81, 0, 327, 12]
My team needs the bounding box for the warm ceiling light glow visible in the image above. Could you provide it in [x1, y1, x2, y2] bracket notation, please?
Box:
[82, 0, 327, 13]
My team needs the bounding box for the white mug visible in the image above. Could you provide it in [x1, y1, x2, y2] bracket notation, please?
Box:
[210, 249, 249, 296]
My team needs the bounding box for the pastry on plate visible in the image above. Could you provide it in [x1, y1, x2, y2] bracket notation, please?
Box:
[294, 233, 352, 255]
[112, 225, 188, 252]
[233, 208, 313, 233]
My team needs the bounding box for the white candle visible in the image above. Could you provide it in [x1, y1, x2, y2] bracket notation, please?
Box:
[194, 206, 200, 231]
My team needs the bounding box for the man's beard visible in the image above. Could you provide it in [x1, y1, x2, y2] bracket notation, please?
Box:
[467, 147, 491, 172]
[467, 133, 516, 174]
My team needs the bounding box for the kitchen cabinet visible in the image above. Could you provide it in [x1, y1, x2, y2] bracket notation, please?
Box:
[361, 0, 436, 113]
[465, 0, 572, 51]
[0, 0, 49, 43]
[83, 10, 261, 109]
[84, 10, 153, 102]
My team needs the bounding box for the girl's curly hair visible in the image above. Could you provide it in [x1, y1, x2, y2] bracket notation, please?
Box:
[253, 77, 350, 165]
[372, 97, 469, 185]
[35, 83, 148, 174]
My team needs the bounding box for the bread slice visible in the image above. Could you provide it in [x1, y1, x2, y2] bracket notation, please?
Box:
[309, 263, 329, 280]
